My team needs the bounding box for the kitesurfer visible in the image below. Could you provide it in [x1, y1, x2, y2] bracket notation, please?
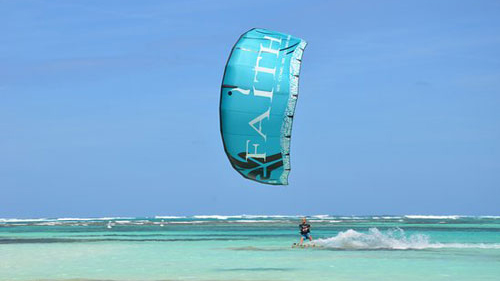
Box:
[299, 217, 312, 245]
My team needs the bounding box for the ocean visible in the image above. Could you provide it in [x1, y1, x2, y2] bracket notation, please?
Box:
[1, 215, 499, 281]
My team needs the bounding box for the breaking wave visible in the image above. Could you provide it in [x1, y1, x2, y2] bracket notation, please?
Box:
[314, 228, 500, 250]
[404, 215, 461, 220]
[2, 215, 500, 227]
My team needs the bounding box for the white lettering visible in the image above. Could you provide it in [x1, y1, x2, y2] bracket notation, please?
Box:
[253, 86, 273, 101]
[260, 36, 281, 57]
[253, 56, 276, 82]
[264, 36, 282, 45]
[233, 87, 250, 95]
[246, 140, 266, 160]
[248, 108, 270, 141]
[253, 36, 281, 82]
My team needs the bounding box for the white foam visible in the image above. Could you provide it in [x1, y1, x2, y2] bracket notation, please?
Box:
[192, 215, 288, 220]
[114, 220, 133, 224]
[371, 216, 403, 220]
[232, 220, 276, 223]
[94, 217, 134, 221]
[192, 215, 230, 220]
[312, 215, 331, 219]
[0, 217, 137, 223]
[33, 222, 54, 226]
[154, 216, 186, 219]
[339, 216, 365, 220]
[192, 215, 306, 220]
[405, 215, 461, 220]
[308, 219, 341, 223]
[0, 218, 50, 223]
[57, 218, 95, 221]
[314, 228, 500, 250]
[240, 215, 290, 219]
[168, 221, 206, 224]
[57, 217, 133, 221]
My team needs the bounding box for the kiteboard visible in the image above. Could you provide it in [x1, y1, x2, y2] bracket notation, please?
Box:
[292, 243, 317, 249]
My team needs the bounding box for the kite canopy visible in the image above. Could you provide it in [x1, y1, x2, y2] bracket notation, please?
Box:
[220, 28, 307, 185]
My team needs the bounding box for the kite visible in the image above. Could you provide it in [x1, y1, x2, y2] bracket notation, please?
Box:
[220, 28, 307, 185]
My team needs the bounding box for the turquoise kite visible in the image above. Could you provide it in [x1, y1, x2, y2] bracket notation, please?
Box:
[220, 28, 307, 185]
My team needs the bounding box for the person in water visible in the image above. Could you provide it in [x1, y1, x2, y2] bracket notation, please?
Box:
[299, 217, 312, 245]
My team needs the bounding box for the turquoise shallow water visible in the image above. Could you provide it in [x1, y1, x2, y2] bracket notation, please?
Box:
[1, 215, 499, 281]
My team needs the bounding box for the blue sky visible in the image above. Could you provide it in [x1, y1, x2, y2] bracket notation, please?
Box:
[1, 0, 499, 217]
